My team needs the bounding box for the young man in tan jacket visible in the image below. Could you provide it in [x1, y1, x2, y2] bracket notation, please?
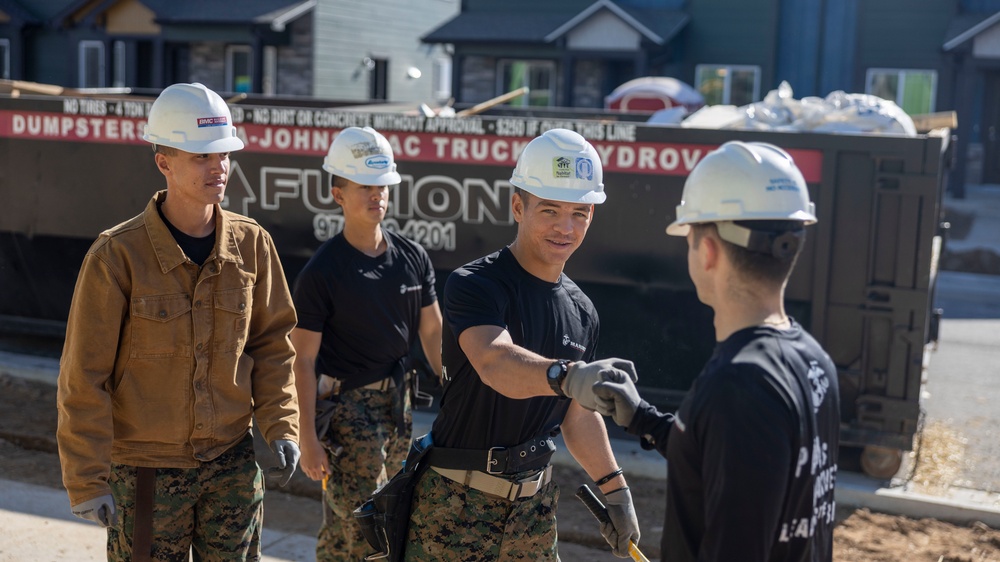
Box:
[57, 83, 300, 561]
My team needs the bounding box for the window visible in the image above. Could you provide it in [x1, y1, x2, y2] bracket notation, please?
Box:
[112, 41, 126, 88]
[79, 41, 105, 88]
[0, 39, 9, 80]
[226, 45, 252, 93]
[367, 57, 388, 101]
[695, 64, 760, 106]
[498, 60, 555, 107]
[432, 57, 452, 102]
[866, 69, 937, 115]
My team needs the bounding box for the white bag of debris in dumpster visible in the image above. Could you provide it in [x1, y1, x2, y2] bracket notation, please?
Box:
[682, 81, 917, 137]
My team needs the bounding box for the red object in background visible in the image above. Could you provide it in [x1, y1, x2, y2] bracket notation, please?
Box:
[606, 77, 705, 113]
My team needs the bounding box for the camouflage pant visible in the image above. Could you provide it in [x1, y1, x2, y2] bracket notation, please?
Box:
[403, 466, 560, 561]
[107, 433, 263, 562]
[317, 386, 412, 562]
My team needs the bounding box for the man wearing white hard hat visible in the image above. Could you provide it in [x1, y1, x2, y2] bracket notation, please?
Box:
[290, 126, 443, 561]
[578, 141, 841, 562]
[56, 83, 300, 561]
[396, 129, 641, 560]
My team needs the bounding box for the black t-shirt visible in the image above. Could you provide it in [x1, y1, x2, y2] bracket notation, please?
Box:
[292, 228, 437, 388]
[431, 247, 599, 450]
[656, 321, 840, 562]
[157, 202, 215, 265]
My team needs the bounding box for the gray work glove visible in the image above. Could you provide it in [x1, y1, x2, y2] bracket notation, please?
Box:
[601, 487, 640, 558]
[562, 358, 637, 411]
[269, 439, 300, 487]
[593, 369, 643, 427]
[71, 494, 117, 527]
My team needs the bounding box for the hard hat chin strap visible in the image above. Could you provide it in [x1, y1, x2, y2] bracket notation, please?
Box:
[716, 221, 804, 260]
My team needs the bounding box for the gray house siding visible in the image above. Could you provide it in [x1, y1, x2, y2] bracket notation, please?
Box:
[313, 0, 458, 103]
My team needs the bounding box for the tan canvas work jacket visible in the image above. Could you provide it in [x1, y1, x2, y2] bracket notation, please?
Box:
[57, 191, 299, 505]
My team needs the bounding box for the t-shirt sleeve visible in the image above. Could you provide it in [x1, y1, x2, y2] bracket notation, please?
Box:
[695, 366, 798, 561]
[443, 269, 505, 339]
[291, 262, 332, 333]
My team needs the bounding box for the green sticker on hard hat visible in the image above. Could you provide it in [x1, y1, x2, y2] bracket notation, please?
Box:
[553, 156, 572, 178]
[575, 158, 594, 181]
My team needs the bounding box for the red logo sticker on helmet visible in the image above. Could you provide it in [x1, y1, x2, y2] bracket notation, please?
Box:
[197, 116, 229, 127]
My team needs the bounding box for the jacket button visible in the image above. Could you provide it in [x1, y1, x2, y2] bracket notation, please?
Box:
[195, 300, 201, 308]
[239, 303, 246, 311]
[196, 343, 203, 351]
[196, 423, 203, 430]
[159, 310, 166, 318]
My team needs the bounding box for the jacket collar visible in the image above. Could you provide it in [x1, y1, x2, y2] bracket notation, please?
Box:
[144, 190, 244, 273]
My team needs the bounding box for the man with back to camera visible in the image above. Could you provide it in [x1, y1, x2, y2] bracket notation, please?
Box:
[402, 128, 642, 560]
[577, 141, 841, 561]
[291, 126, 443, 561]
[56, 83, 300, 561]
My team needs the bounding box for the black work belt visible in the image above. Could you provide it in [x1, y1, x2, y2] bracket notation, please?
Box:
[427, 434, 556, 475]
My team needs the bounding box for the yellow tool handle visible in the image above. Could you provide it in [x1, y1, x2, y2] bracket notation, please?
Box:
[628, 541, 650, 562]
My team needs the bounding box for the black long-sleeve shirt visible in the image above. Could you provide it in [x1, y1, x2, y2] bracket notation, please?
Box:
[626, 321, 840, 562]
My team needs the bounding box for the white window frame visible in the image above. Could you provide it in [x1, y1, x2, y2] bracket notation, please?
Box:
[226, 45, 253, 93]
[0, 39, 10, 80]
[78, 40, 106, 88]
[112, 40, 126, 88]
[865, 68, 937, 114]
[694, 64, 761, 106]
[432, 56, 452, 102]
[497, 59, 556, 107]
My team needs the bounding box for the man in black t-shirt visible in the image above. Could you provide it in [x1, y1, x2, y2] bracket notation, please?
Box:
[291, 127, 443, 562]
[581, 141, 840, 562]
[402, 129, 641, 561]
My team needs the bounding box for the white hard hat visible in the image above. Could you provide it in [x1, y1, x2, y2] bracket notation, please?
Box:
[323, 127, 401, 186]
[666, 141, 816, 236]
[509, 128, 606, 204]
[143, 83, 244, 153]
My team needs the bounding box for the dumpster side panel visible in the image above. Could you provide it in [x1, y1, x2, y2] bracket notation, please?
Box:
[0, 94, 945, 451]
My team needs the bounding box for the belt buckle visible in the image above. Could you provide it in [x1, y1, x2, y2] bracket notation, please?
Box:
[486, 447, 504, 475]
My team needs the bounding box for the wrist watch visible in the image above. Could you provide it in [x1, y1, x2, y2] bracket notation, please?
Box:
[546, 359, 571, 397]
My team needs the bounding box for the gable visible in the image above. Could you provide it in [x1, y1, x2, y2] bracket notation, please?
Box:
[105, 0, 159, 35]
[566, 10, 642, 50]
[974, 20, 1000, 57]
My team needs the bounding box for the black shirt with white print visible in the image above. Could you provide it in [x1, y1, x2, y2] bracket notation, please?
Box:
[432, 246, 599, 450]
[628, 320, 839, 562]
[292, 227, 436, 389]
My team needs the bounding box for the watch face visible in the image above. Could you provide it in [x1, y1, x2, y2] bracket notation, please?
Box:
[547, 362, 562, 380]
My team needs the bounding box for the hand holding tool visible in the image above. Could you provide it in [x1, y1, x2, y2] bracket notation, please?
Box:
[576, 484, 648, 561]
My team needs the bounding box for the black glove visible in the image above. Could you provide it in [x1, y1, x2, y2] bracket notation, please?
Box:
[269, 439, 300, 487]
[593, 369, 643, 427]
[601, 487, 640, 558]
[71, 494, 117, 527]
[561, 358, 637, 411]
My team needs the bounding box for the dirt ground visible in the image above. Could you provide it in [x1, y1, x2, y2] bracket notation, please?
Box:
[3, 373, 1000, 561]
